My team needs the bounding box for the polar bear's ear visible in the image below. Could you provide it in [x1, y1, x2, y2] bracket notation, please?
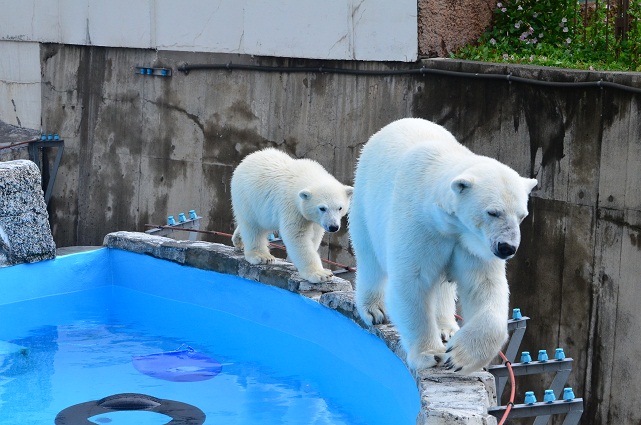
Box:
[345, 186, 354, 198]
[299, 189, 312, 200]
[523, 178, 538, 193]
[451, 176, 474, 194]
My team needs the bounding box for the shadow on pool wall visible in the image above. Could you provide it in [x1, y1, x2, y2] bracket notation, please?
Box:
[102, 231, 498, 424]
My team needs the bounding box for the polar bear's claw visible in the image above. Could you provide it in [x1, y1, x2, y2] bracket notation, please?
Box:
[368, 306, 387, 325]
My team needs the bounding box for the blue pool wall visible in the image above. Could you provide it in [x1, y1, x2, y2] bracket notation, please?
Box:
[0, 247, 421, 424]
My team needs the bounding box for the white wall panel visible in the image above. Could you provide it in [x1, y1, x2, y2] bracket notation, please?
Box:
[0, 41, 41, 130]
[0, 0, 417, 61]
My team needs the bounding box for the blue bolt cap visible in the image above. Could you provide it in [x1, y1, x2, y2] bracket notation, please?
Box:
[140, 68, 146, 74]
[538, 350, 548, 362]
[47, 134, 53, 140]
[178, 213, 186, 223]
[524, 391, 537, 404]
[512, 308, 522, 320]
[520, 351, 532, 363]
[146, 68, 153, 75]
[544, 389, 556, 403]
[563, 388, 575, 401]
[555, 348, 566, 360]
[53, 134, 60, 140]
[167, 215, 176, 225]
[41, 134, 47, 140]
[189, 210, 197, 219]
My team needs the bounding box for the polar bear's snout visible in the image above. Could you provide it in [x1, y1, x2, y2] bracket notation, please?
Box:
[321, 216, 342, 233]
[495, 242, 517, 259]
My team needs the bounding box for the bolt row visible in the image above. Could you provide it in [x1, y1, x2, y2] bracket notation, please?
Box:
[524, 388, 576, 404]
[167, 210, 197, 225]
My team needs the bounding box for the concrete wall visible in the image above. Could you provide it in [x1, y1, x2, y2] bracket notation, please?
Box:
[0, 0, 417, 62]
[0, 44, 635, 424]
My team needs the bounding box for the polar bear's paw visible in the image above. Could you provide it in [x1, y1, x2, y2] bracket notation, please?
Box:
[246, 252, 276, 265]
[407, 347, 447, 370]
[360, 301, 387, 326]
[231, 232, 244, 250]
[439, 320, 460, 343]
[443, 327, 506, 374]
[300, 268, 333, 283]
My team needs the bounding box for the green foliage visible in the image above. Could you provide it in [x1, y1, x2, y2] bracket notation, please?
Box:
[453, 1, 641, 72]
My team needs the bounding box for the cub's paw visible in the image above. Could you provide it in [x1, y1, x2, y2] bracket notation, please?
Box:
[245, 252, 276, 265]
[300, 268, 333, 283]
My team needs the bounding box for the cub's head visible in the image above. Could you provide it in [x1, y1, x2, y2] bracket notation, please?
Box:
[297, 185, 354, 233]
[450, 163, 538, 261]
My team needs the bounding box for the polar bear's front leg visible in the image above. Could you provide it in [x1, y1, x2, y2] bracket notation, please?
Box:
[280, 225, 333, 283]
[236, 222, 276, 265]
[387, 272, 447, 370]
[434, 279, 460, 342]
[443, 252, 509, 374]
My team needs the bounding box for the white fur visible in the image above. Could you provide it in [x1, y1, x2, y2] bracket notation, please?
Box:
[231, 148, 353, 283]
[349, 118, 537, 373]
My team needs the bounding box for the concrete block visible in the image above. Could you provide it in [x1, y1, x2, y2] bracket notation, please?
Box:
[0, 160, 56, 265]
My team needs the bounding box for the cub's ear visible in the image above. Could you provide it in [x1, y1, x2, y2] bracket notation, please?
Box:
[345, 186, 354, 198]
[299, 189, 312, 200]
[451, 176, 474, 194]
[523, 178, 538, 193]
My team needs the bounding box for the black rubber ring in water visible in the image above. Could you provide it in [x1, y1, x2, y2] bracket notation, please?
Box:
[54, 393, 206, 425]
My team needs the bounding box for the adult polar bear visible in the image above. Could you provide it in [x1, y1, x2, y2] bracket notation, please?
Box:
[350, 118, 537, 373]
[231, 148, 353, 283]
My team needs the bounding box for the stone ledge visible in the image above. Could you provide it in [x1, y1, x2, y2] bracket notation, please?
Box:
[103, 231, 498, 425]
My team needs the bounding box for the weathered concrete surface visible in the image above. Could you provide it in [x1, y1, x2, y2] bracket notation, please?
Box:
[0, 160, 56, 265]
[104, 231, 498, 424]
[418, 0, 497, 57]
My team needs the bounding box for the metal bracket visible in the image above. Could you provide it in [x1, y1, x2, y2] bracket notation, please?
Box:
[488, 398, 583, 425]
[145, 214, 201, 241]
[27, 138, 64, 205]
[495, 315, 529, 398]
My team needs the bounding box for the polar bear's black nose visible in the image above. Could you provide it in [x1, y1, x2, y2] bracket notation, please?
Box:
[327, 225, 339, 233]
[497, 242, 516, 259]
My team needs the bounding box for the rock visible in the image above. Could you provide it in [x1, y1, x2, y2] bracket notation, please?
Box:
[0, 160, 56, 265]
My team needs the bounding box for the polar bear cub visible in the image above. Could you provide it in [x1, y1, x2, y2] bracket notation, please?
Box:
[349, 118, 537, 374]
[231, 148, 353, 283]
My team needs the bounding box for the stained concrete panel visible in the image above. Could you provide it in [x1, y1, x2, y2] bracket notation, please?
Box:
[0, 41, 41, 129]
[86, 0, 153, 48]
[352, 0, 417, 61]
[243, 0, 352, 60]
[154, 0, 246, 53]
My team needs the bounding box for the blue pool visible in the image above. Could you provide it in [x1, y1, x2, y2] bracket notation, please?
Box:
[0, 249, 419, 424]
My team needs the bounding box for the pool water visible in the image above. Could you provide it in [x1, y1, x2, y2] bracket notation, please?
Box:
[0, 249, 419, 424]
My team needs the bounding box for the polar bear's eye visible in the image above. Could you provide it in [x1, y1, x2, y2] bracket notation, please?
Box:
[319, 206, 327, 212]
[339, 207, 343, 211]
[487, 211, 501, 218]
